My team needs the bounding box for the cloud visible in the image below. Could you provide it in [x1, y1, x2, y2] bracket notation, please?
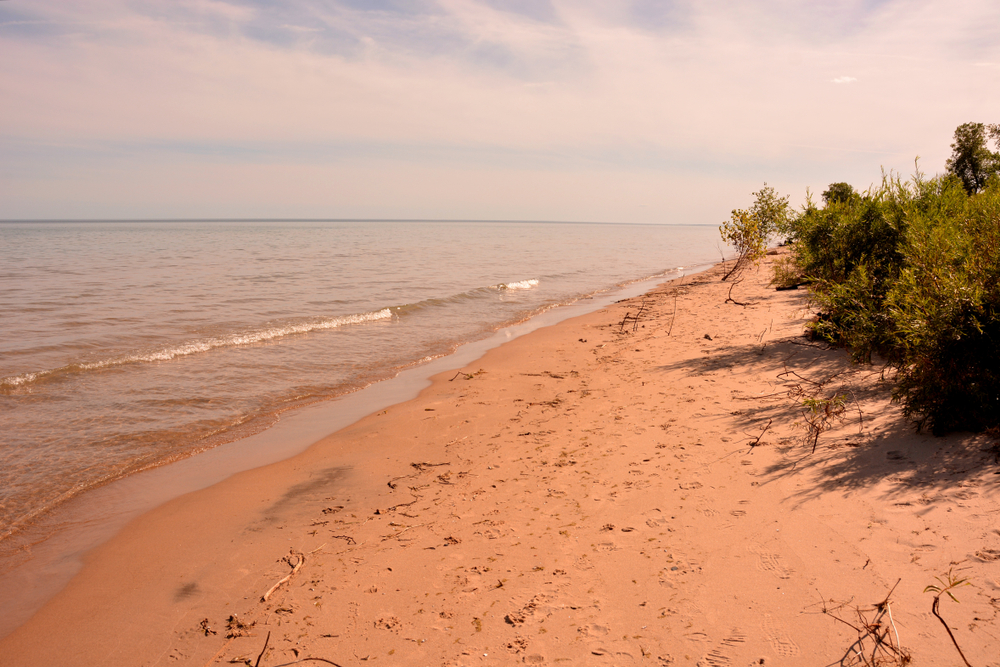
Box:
[1, 0, 999, 221]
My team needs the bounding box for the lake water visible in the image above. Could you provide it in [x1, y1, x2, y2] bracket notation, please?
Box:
[0, 220, 719, 546]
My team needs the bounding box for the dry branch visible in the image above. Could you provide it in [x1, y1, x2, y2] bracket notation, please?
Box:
[746, 419, 772, 449]
[261, 553, 304, 602]
[271, 658, 345, 667]
[725, 280, 748, 307]
[254, 631, 270, 667]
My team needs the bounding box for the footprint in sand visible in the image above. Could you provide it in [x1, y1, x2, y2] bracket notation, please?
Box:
[580, 623, 610, 637]
[761, 614, 800, 657]
[700, 629, 747, 667]
[644, 508, 668, 528]
[747, 544, 793, 579]
[729, 509, 746, 517]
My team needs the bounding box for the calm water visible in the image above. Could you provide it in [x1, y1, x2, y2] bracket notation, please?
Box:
[0, 220, 718, 543]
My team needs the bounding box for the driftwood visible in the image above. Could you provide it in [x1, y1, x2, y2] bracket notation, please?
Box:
[261, 553, 304, 602]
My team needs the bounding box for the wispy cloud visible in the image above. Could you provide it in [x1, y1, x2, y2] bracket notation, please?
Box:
[1, 0, 999, 221]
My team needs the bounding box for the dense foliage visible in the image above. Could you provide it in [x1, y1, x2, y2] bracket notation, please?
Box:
[788, 169, 1000, 434]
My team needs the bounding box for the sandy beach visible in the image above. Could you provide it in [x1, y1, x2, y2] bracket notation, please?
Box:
[3, 252, 998, 666]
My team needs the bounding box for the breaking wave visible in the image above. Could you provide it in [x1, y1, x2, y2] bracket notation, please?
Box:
[1, 308, 393, 390]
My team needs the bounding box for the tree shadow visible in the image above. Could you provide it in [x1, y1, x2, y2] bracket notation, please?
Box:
[762, 423, 996, 511]
[653, 333, 886, 437]
[653, 333, 998, 507]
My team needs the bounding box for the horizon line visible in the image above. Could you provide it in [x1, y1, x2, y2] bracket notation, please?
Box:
[0, 218, 714, 226]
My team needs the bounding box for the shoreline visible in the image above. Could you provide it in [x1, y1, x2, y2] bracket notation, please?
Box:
[0, 264, 708, 642]
[2, 252, 998, 665]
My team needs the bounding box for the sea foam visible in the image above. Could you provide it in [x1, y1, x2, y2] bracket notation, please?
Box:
[0, 308, 393, 390]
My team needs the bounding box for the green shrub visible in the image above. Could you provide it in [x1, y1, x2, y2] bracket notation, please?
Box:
[888, 181, 1000, 433]
[788, 173, 1000, 434]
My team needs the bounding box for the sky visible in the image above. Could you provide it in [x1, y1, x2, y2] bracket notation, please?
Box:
[1, 0, 998, 223]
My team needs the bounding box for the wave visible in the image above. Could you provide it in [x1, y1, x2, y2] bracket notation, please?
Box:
[3, 278, 543, 390]
[390, 278, 541, 317]
[493, 279, 539, 290]
[1, 308, 393, 390]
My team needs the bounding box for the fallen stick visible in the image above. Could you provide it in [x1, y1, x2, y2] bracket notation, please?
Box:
[381, 523, 426, 541]
[667, 292, 678, 336]
[271, 658, 345, 667]
[261, 553, 304, 602]
[725, 280, 748, 307]
[254, 631, 271, 667]
[746, 419, 772, 449]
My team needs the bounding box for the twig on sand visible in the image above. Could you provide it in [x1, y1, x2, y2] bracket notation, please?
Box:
[271, 659, 345, 667]
[848, 389, 864, 432]
[725, 279, 748, 307]
[778, 368, 829, 388]
[619, 300, 648, 333]
[261, 552, 305, 602]
[746, 419, 772, 450]
[254, 631, 270, 667]
[382, 523, 426, 541]
[668, 292, 678, 336]
[816, 580, 910, 666]
[388, 461, 449, 489]
[250, 633, 346, 667]
[790, 338, 832, 350]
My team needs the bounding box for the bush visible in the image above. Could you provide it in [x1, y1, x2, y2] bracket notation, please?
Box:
[720, 184, 791, 281]
[888, 182, 1000, 433]
[788, 173, 1000, 434]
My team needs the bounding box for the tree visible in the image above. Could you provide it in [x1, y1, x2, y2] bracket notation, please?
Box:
[945, 122, 999, 194]
[719, 183, 790, 281]
[821, 182, 855, 206]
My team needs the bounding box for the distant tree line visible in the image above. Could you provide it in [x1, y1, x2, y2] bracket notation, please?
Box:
[725, 122, 1000, 435]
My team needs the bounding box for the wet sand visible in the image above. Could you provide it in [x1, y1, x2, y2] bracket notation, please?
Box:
[2, 252, 998, 666]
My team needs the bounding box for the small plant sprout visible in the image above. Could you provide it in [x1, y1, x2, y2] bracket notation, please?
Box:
[924, 568, 974, 667]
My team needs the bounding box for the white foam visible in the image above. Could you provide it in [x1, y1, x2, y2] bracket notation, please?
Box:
[0, 308, 393, 389]
[494, 279, 539, 291]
